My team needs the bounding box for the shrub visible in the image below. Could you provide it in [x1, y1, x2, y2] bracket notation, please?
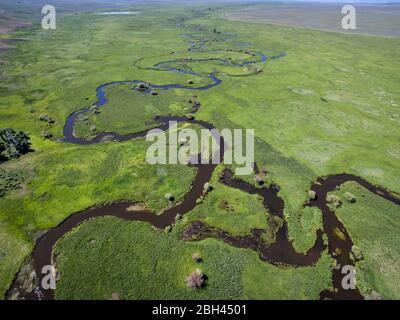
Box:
[165, 193, 174, 202]
[351, 245, 363, 261]
[137, 82, 150, 91]
[0, 128, 31, 162]
[308, 190, 317, 201]
[41, 131, 53, 139]
[90, 106, 100, 114]
[326, 194, 341, 210]
[204, 182, 213, 192]
[192, 253, 202, 262]
[344, 192, 356, 203]
[185, 268, 205, 290]
[0, 169, 25, 197]
[254, 174, 264, 186]
[39, 114, 56, 123]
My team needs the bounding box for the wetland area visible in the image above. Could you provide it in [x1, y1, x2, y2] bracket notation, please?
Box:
[0, 1, 399, 301]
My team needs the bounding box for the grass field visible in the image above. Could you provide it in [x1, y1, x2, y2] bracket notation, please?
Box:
[73, 84, 194, 139]
[54, 216, 333, 300]
[0, 2, 399, 299]
[331, 182, 400, 299]
[0, 138, 196, 297]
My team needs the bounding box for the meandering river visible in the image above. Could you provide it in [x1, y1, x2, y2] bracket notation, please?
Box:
[7, 17, 400, 301]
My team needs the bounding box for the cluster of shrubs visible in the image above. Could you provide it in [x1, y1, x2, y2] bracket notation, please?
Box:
[185, 252, 205, 290]
[196, 183, 214, 205]
[326, 191, 357, 211]
[218, 199, 234, 212]
[136, 82, 151, 92]
[134, 82, 160, 96]
[196, 196, 204, 205]
[186, 269, 205, 290]
[351, 245, 363, 261]
[77, 109, 100, 134]
[39, 114, 55, 124]
[0, 128, 31, 162]
[344, 192, 356, 203]
[188, 95, 201, 113]
[41, 131, 53, 139]
[0, 169, 25, 197]
[39, 114, 56, 139]
[326, 194, 342, 211]
[90, 106, 101, 114]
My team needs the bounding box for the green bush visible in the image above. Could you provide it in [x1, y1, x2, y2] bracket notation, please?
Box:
[344, 192, 357, 203]
[0, 128, 31, 162]
[308, 190, 317, 201]
[326, 194, 341, 211]
[0, 169, 25, 197]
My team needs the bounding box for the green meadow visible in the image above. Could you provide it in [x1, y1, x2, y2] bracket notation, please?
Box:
[53, 216, 333, 300]
[0, 3, 399, 299]
[331, 182, 400, 299]
[73, 84, 193, 139]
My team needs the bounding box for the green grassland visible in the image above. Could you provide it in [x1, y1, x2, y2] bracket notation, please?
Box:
[0, 3, 399, 299]
[186, 182, 272, 236]
[54, 216, 333, 300]
[331, 182, 400, 299]
[0, 137, 196, 297]
[137, 48, 263, 77]
[189, 14, 400, 253]
[74, 84, 194, 138]
[184, 165, 275, 237]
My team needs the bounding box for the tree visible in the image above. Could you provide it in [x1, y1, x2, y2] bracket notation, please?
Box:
[308, 190, 317, 200]
[192, 252, 202, 262]
[204, 182, 213, 192]
[185, 269, 205, 290]
[0, 128, 31, 162]
[165, 193, 175, 202]
[344, 192, 356, 203]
